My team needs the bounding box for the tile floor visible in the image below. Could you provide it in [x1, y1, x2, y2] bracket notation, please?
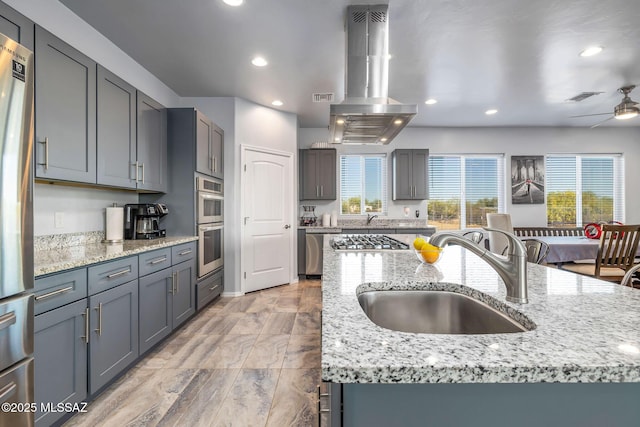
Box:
[64, 279, 322, 427]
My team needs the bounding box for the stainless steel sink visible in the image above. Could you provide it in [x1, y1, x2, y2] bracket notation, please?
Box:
[357, 290, 530, 334]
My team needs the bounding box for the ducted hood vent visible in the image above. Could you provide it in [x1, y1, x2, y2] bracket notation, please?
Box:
[330, 4, 417, 145]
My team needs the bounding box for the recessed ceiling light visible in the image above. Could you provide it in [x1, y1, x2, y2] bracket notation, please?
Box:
[485, 109, 498, 115]
[251, 56, 268, 67]
[271, 100, 283, 106]
[425, 98, 438, 105]
[336, 119, 345, 125]
[394, 119, 403, 125]
[223, 0, 244, 6]
[380, 138, 388, 142]
[579, 46, 603, 57]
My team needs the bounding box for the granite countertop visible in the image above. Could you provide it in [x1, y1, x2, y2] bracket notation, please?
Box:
[300, 218, 436, 231]
[34, 236, 199, 277]
[321, 234, 640, 384]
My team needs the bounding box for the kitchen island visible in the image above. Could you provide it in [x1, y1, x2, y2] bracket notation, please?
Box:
[321, 234, 640, 426]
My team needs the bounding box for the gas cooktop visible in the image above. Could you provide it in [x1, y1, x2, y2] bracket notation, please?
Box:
[331, 234, 410, 251]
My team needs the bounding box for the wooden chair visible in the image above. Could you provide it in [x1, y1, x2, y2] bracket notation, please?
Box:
[522, 239, 550, 264]
[621, 263, 640, 288]
[561, 224, 640, 283]
[486, 213, 513, 255]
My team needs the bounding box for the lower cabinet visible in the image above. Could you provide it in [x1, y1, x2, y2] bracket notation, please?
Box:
[34, 299, 88, 427]
[196, 269, 223, 311]
[88, 279, 139, 394]
[139, 258, 196, 355]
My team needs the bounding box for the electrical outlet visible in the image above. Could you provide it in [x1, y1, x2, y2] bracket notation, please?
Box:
[54, 212, 64, 229]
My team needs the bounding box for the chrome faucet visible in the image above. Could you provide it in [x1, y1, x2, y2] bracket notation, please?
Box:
[429, 228, 529, 304]
[366, 213, 378, 225]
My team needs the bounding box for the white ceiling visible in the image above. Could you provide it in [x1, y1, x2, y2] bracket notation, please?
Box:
[59, 0, 640, 129]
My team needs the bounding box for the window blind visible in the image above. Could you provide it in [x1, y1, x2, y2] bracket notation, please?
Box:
[339, 155, 387, 215]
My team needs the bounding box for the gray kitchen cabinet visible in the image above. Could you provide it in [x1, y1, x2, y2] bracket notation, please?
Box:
[97, 65, 137, 189]
[34, 26, 97, 184]
[136, 91, 167, 192]
[88, 279, 139, 394]
[196, 268, 223, 311]
[299, 149, 336, 200]
[392, 149, 429, 200]
[139, 257, 195, 354]
[297, 229, 306, 276]
[34, 299, 88, 427]
[0, 2, 34, 50]
[195, 111, 224, 178]
[34, 268, 87, 316]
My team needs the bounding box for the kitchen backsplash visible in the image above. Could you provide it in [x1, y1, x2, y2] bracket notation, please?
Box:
[34, 183, 138, 236]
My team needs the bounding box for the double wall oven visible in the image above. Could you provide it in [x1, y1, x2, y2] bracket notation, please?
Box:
[197, 177, 224, 277]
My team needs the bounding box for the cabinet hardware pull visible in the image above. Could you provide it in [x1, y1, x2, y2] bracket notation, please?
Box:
[106, 268, 131, 279]
[0, 382, 17, 403]
[38, 138, 49, 170]
[140, 162, 145, 184]
[170, 272, 176, 294]
[149, 256, 167, 265]
[316, 186, 319, 197]
[133, 161, 139, 182]
[0, 312, 16, 331]
[178, 249, 192, 256]
[209, 156, 213, 172]
[81, 307, 90, 344]
[320, 185, 323, 197]
[35, 286, 73, 301]
[95, 303, 103, 336]
[213, 157, 217, 173]
[209, 284, 219, 291]
[176, 272, 179, 294]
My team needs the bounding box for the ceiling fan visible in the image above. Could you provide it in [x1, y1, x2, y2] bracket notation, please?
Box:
[570, 85, 639, 128]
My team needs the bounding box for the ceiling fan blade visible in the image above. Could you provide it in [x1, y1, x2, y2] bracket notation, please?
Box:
[590, 116, 615, 128]
[569, 112, 612, 118]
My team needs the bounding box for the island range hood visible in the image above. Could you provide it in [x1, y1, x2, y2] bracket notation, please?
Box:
[329, 4, 417, 145]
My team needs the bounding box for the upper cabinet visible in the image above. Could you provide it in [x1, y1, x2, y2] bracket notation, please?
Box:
[299, 149, 336, 200]
[136, 92, 168, 192]
[392, 149, 429, 200]
[97, 66, 137, 189]
[195, 110, 224, 179]
[35, 26, 97, 184]
[0, 2, 34, 50]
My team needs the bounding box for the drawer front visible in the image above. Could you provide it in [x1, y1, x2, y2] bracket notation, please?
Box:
[138, 248, 172, 277]
[88, 256, 138, 295]
[34, 268, 87, 315]
[0, 357, 34, 427]
[0, 294, 34, 372]
[196, 269, 223, 311]
[171, 242, 196, 264]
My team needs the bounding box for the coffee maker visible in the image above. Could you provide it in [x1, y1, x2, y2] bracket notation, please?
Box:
[124, 203, 168, 239]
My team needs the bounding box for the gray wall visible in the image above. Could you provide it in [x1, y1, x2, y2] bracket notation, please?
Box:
[298, 126, 640, 226]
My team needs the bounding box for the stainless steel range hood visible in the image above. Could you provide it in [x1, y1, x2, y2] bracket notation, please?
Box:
[329, 4, 417, 145]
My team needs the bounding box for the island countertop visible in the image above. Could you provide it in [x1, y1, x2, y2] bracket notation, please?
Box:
[321, 234, 640, 384]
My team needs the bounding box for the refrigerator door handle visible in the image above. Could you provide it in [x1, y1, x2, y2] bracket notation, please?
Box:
[0, 381, 17, 404]
[0, 311, 16, 332]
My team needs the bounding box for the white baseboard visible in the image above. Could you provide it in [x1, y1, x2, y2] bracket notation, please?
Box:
[221, 291, 245, 298]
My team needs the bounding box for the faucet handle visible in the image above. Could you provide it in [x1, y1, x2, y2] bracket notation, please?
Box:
[482, 227, 527, 256]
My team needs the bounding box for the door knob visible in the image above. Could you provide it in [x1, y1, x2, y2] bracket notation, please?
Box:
[284, 224, 291, 229]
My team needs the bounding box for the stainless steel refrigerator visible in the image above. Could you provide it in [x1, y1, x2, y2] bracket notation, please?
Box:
[0, 32, 35, 427]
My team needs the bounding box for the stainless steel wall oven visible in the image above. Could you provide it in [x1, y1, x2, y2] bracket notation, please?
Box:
[197, 176, 224, 278]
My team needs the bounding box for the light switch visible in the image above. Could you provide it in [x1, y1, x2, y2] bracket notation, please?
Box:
[54, 212, 64, 228]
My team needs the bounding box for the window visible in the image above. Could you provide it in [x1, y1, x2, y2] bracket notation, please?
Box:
[428, 155, 505, 230]
[339, 155, 387, 215]
[546, 154, 624, 227]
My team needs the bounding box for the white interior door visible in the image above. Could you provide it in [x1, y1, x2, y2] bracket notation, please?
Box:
[242, 147, 293, 293]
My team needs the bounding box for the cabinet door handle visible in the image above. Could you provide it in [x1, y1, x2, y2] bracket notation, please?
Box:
[81, 307, 90, 344]
[149, 256, 167, 265]
[133, 161, 139, 182]
[38, 137, 49, 170]
[213, 157, 217, 173]
[316, 186, 319, 197]
[35, 286, 73, 301]
[140, 162, 145, 184]
[94, 303, 103, 336]
[176, 272, 179, 294]
[320, 186, 324, 197]
[170, 272, 176, 295]
[178, 249, 192, 256]
[106, 268, 131, 279]
[209, 284, 220, 291]
[209, 156, 213, 172]
[0, 382, 17, 404]
[0, 312, 16, 332]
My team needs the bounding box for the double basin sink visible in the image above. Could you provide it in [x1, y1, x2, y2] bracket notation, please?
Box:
[358, 289, 534, 334]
